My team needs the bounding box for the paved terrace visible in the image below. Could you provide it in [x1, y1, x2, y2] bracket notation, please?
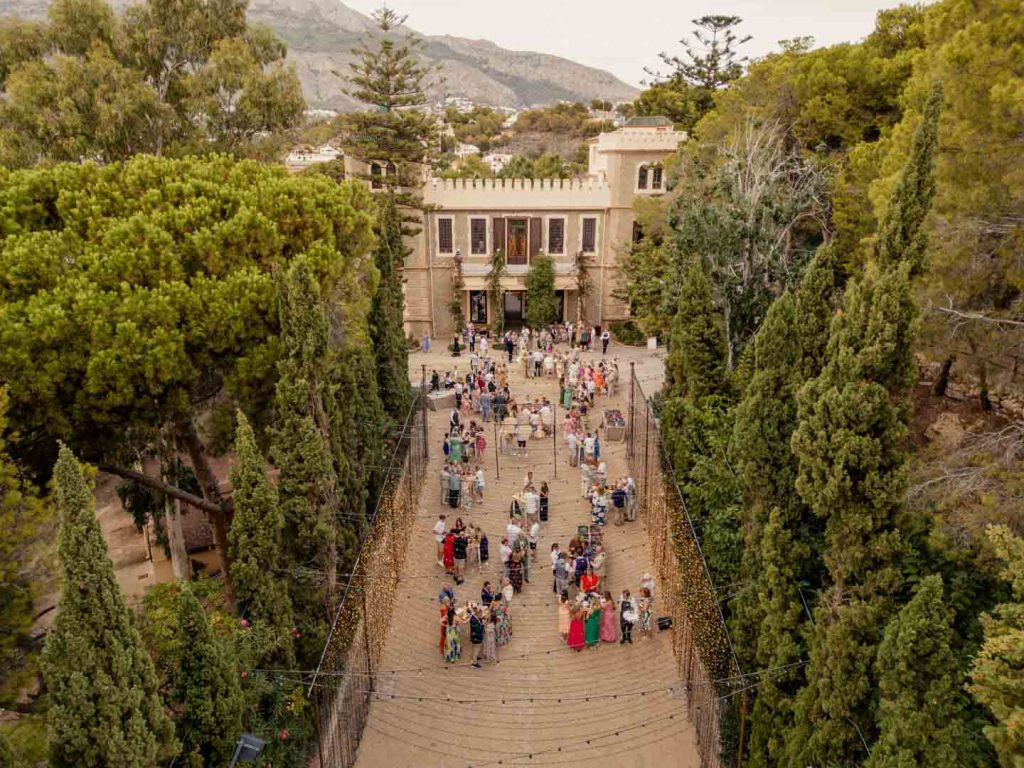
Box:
[353, 341, 700, 767]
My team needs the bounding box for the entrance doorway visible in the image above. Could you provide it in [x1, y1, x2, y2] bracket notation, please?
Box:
[507, 219, 528, 265]
[504, 291, 525, 326]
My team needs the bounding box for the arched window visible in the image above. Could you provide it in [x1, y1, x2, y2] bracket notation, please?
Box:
[370, 162, 383, 189]
[651, 165, 663, 190]
[637, 164, 648, 190]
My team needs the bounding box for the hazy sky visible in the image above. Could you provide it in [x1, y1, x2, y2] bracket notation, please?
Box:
[343, 0, 888, 86]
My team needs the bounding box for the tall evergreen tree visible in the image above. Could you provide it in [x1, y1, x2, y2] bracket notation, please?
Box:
[229, 412, 294, 663]
[271, 257, 341, 664]
[786, 86, 942, 766]
[867, 575, 973, 768]
[664, 258, 728, 401]
[524, 253, 559, 330]
[971, 525, 1024, 765]
[42, 445, 175, 768]
[342, 6, 436, 193]
[172, 587, 244, 768]
[873, 85, 943, 278]
[371, 194, 412, 420]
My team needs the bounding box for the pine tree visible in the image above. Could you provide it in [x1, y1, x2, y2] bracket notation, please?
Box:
[867, 575, 972, 768]
[271, 257, 340, 665]
[785, 86, 942, 767]
[371, 194, 412, 420]
[874, 84, 943, 278]
[342, 6, 436, 193]
[43, 445, 175, 768]
[173, 586, 244, 768]
[229, 412, 294, 663]
[664, 258, 728, 401]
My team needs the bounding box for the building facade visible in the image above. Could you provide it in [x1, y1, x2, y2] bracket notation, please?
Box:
[403, 117, 686, 339]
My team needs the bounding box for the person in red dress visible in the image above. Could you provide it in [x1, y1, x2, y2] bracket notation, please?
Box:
[443, 531, 455, 574]
[567, 605, 586, 651]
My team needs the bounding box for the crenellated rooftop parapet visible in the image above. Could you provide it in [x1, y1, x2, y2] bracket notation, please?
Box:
[424, 176, 612, 209]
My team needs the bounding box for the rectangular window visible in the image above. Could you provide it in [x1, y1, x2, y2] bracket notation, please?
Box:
[438, 218, 453, 254]
[470, 218, 487, 255]
[637, 166, 648, 190]
[582, 217, 597, 253]
[547, 218, 565, 254]
[469, 291, 487, 324]
[652, 167, 663, 190]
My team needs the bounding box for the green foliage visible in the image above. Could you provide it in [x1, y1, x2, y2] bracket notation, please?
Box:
[371, 194, 412, 419]
[0, 389, 54, 713]
[664, 259, 728, 401]
[0, 0, 303, 165]
[785, 92, 940, 766]
[445, 105, 506, 151]
[43, 445, 175, 767]
[513, 102, 593, 134]
[496, 153, 575, 179]
[440, 154, 494, 179]
[971, 526, 1024, 766]
[868, 575, 977, 768]
[608, 320, 645, 346]
[487, 249, 507, 337]
[229, 412, 294, 664]
[342, 6, 435, 191]
[0, 155, 376, 481]
[629, 79, 703, 132]
[873, 84, 943, 277]
[172, 587, 244, 768]
[524, 254, 558, 329]
[644, 15, 751, 121]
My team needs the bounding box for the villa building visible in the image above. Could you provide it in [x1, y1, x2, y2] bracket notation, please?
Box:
[404, 116, 686, 339]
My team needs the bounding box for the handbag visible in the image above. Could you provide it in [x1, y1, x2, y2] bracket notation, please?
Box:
[656, 616, 673, 631]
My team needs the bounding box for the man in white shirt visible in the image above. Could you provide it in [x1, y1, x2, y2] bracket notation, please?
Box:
[500, 538, 513, 577]
[584, 433, 596, 460]
[567, 432, 579, 467]
[523, 487, 539, 523]
[528, 520, 541, 559]
[433, 514, 447, 566]
[506, 519, 523, 543]
[523, 470, 534, 490]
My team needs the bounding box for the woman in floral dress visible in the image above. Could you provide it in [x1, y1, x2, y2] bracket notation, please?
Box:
[443, 607, 462, 662]
[495, 597, 512, 646]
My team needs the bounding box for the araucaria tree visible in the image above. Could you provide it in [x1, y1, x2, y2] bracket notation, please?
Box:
[43, 445, 175, 768]
[342, 6, 437, 192]
[524, 253, 559, 330]
[172, 587, 244, 768]
[786, 84, 942, 766]
[371, 195, 412, 419]
[230, 412, 294, 663]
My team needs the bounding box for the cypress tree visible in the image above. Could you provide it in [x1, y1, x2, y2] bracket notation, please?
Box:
[665, 258, 728, 401]
[371, 194, 412, 420]
[271, 258, 341, 664]
[867, 575, 972, 768]
[874, 84, 943, 278]
[173, 587, 244, 768]
[43, 445, 175, 768]
[970, 525, 1024, 765]
[785, 86, 942, 767]
[229, 412, 294, 664]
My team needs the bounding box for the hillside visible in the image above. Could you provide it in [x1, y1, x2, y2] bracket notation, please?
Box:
[0, 0, 639, 110]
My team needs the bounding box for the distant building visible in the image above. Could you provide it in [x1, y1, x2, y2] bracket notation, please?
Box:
[482, 153, 514, 174]
[405, 116, 686, 337]
[454, 143, 481, 158]
[284, 144, 343, 169]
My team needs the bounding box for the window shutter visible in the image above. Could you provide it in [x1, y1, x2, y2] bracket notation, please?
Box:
[438, 218, 453, 253]
[637, 165, 647, 190]
[492, 217, 506, 255]
[548, 218, 565, 254]
[529, 217, 542, 257]
[471, 218, 487, 254]
[582, 217, 597, 252]
[652, 167, 663, 189]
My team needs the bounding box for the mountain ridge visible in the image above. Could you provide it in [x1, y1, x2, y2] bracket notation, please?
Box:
[0, 0, 640, 110]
